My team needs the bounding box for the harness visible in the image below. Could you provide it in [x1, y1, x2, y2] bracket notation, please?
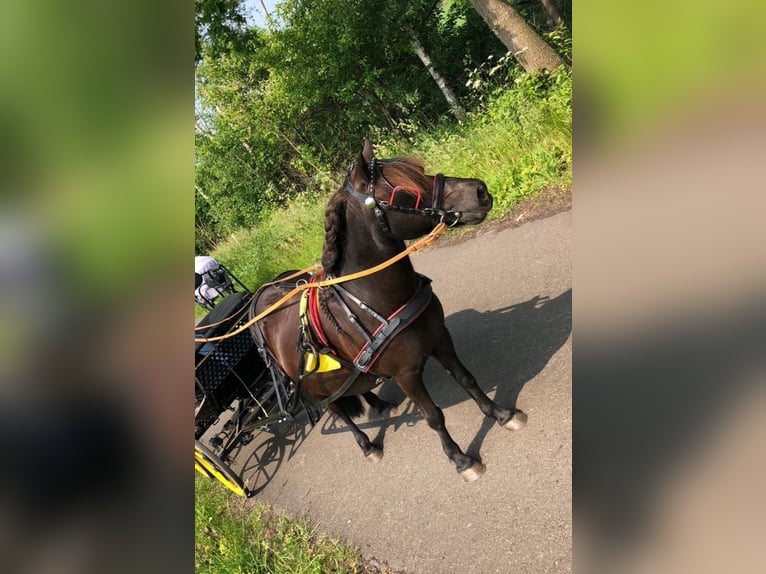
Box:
[343, 157, 462, 234]
[242, 156, 451, 418]
[297, 273, 433, 379]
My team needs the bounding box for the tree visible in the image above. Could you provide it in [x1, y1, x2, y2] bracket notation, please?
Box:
[406, 25, 467, 121]
[468, 0, 564, 72]
[539, 0, 563, 29]
[195, 0, 247, 64]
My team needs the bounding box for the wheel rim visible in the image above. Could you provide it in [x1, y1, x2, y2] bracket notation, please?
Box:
[194, 441, 246, 497]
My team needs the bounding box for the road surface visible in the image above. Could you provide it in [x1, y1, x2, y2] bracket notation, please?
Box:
[235, 210, 571, 573]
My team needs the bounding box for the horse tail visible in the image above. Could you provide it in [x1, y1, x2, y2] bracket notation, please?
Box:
[328, 395, 365, 419]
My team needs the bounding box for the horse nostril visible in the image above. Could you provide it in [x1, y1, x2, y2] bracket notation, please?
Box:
[477, 184, 491, 207]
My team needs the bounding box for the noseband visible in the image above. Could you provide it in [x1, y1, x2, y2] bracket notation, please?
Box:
[343, 157, 461, 235]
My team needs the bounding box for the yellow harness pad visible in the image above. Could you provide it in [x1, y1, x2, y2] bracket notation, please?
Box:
[303, 350, 342, 373]
[300, 290, 342, 373]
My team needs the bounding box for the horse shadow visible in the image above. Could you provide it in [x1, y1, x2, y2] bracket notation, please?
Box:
[321, 289, 572, 459]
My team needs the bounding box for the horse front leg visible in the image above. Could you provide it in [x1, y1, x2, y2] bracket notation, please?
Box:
[396, 372, 485, 482]
[327, 400, 384, 463]
[432, 327, 527, 431]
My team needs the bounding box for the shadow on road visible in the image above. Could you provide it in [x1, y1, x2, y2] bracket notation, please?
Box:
[437, 288, 572, 459]
[322, 289, 573, 460]
[237, 416, 316, 496]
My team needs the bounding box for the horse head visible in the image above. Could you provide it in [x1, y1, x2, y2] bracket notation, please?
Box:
[345, 138, 493, 240]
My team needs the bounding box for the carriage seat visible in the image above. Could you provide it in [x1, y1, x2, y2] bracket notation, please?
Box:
[195, 291, 251, 353]
[195, 291, 267, 436]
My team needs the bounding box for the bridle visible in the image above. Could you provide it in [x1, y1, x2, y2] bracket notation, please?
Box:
[343, 156, 462, 235]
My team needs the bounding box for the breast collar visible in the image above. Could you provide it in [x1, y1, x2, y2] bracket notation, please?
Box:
[301, 273, 434, 373]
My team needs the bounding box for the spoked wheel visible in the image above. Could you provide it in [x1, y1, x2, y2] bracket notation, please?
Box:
[195, 439, 248, 497]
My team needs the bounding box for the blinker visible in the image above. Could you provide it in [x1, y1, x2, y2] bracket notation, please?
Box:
[389, 186, 422, 210]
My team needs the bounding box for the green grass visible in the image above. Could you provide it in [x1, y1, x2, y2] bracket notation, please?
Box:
[196, 477, 366, 574]
[201, 191, 328, 313]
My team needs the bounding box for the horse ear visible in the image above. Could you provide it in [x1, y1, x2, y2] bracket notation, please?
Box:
[349, 137, 374, 192]
[350, 151, 371, 191]
[362, 136, 374, 163]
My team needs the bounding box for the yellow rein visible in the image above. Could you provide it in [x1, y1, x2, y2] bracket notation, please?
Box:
[194, 222, 447, 343]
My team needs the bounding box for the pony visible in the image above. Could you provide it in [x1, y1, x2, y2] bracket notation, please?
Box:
[250, 138, 526, 481]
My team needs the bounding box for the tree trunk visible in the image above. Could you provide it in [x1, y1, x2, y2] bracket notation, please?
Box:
[469, 0, 564, 73]
[259, 0, 276, 32]
[539, 0, 563, 29]
[406, 27, 467, 121]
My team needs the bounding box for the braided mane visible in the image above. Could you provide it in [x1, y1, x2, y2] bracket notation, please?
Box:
[321, 191, 347, 275]
[320, 157, 429, 275]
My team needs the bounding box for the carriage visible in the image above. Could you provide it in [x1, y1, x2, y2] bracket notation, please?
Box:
[194, 139, 527, 496]
[194, 278, 324, 497]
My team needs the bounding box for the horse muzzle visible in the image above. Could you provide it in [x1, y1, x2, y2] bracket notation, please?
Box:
[442, 180, 492, 225]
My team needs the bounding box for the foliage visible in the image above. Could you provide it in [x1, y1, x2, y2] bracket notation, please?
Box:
[200, 68, 571, 314]
[194, 0, 521, 251]
[195, 0, 247, 64]
[209, 190, 327, 293]
[545, 23, 573, 65]
[196, 477, 364, 573]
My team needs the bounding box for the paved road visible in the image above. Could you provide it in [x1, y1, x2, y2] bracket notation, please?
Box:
[236, 211, 571, 573]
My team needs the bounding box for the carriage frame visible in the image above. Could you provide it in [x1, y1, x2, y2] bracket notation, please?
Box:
[194, 280, 322, 496]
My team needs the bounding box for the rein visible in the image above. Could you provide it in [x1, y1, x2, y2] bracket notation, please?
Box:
[194, 265, 321, 332]
[194, 221, 447, 343]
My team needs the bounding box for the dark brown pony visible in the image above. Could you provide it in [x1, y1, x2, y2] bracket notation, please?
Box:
[250, 139, 526, 481]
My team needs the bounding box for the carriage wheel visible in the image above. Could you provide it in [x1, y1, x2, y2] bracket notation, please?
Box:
[194, 440, 247, 497]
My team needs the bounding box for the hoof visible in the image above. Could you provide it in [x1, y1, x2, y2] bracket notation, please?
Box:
[459, 461, 486, 482]
[501, 411, 528, 431]
[365, 446, 384, 463]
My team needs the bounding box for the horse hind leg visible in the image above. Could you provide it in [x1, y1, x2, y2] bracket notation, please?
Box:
[328, 396, 384, 463]
[396, 373, 485, 482]
[362, 390, 397, 418]
[433, 328, 527, 431]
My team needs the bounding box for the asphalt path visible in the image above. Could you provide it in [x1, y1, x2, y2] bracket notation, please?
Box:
[235, 210, 571, 573]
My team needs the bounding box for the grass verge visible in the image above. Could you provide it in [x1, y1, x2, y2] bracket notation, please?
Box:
[196, 477, 367, 574]
[209, 191, 329, 295]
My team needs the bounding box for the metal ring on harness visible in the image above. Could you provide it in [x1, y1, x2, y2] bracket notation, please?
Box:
[445, 212, 462, 227]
